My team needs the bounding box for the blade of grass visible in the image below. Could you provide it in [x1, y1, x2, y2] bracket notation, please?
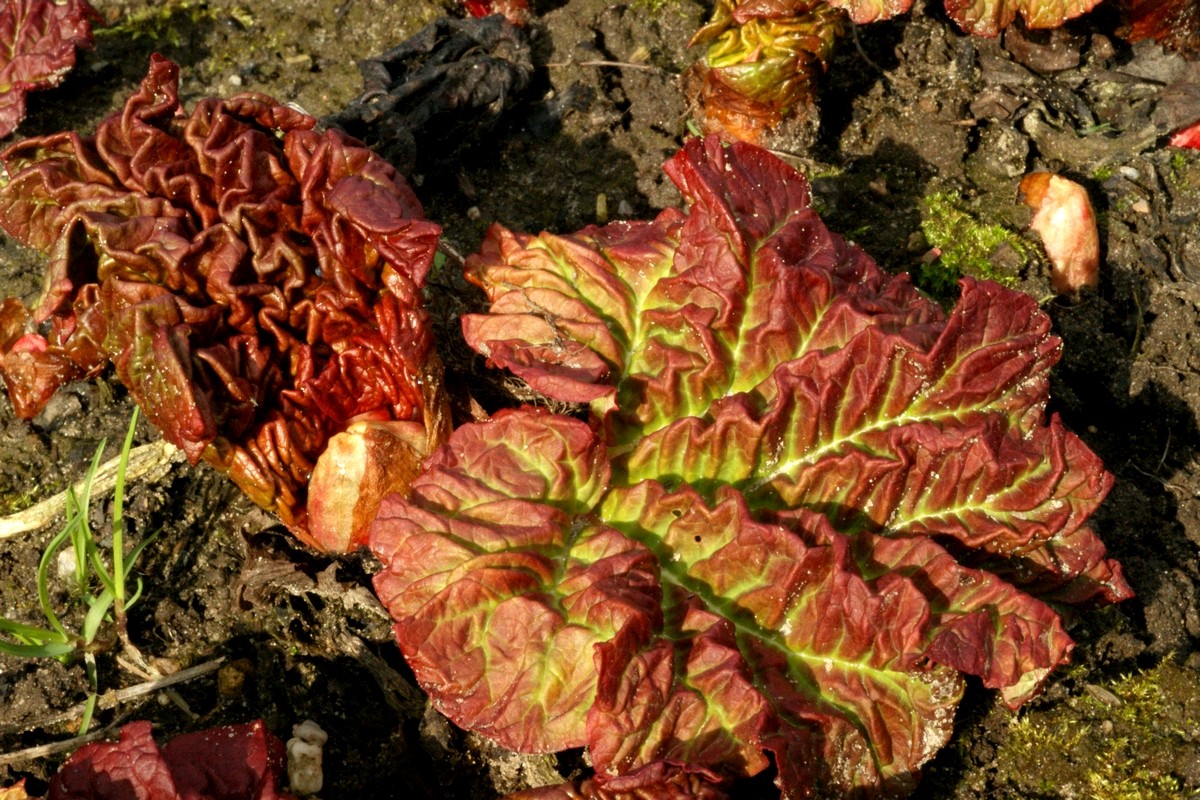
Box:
[34, 521, 73, 639]
[0, 640, 76, 659]
[110, 408, 139, 608]
[64, 490, 88, 595]
[0, 617, 67, 643]
[80, 588, 114, 647]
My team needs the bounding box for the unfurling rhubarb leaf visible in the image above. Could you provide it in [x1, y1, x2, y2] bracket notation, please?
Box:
[372, 137, 1130, 799]
[686, 0, 844, 144]
[0, 0, 101, 138]
[48, 720, 294, 800]
[0, 55, 450, 551]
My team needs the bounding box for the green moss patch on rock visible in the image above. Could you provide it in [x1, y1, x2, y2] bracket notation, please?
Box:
[915, 190, 1033, 300]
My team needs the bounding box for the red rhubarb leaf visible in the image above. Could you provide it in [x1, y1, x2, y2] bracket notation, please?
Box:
[0, 0, 100, 138]
[48, 721, 293, 800]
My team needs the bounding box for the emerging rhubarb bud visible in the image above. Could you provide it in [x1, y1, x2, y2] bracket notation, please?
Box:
[685, 0, 844, 144]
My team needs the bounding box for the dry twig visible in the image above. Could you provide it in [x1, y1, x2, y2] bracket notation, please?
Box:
[0, 657, 225, 764]
[0, 439, 183, 539]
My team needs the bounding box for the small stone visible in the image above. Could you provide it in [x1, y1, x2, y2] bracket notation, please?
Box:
[287, 720, 328, 795]
[1084, 682, 1123, 707]
[1089, 33, 1116, 64]
[55, 546, 78, 582]
[217, 659, 253, 698]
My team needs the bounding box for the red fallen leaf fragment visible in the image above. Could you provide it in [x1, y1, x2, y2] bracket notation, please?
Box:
[1020, 171, 1100, 294]
[0, 0, 101, 138]
[375, 137, 1130, 799]
[1120, 0, 1200, 56]
[1170, 118, 1200, 150]
[0, 55, 450, 552]
[48, 720, 294, 800]
[461, 0, 531, 26]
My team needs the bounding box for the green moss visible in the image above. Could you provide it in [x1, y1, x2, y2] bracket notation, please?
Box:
[0, 478, 54, 516]
[0, 490, 35, 516]
[1170, 150, 1189, 176]
[1167, 150, 1200, 196]
[1088, 755, 1183, 800]
[914, 191, 1031, 300]
[992, 659, 1200, 798]
[631, 0, 686, 9]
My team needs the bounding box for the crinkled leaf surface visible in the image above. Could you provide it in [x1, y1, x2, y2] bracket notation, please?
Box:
[828, 0, 1100, 36]
[507, 763, 729, 800]
[374, 137, 1130, 798]
[0, 55, 449, 551]
[0, 0, 100, 138]
[48, 720, 293, 800]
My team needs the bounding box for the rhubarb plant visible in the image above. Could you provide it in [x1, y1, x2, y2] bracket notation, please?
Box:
[370, 137, 1130, 798]
[0, 55, 449, 552]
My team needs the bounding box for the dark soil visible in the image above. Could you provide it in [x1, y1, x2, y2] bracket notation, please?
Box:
[1, 1, 1198, 798]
